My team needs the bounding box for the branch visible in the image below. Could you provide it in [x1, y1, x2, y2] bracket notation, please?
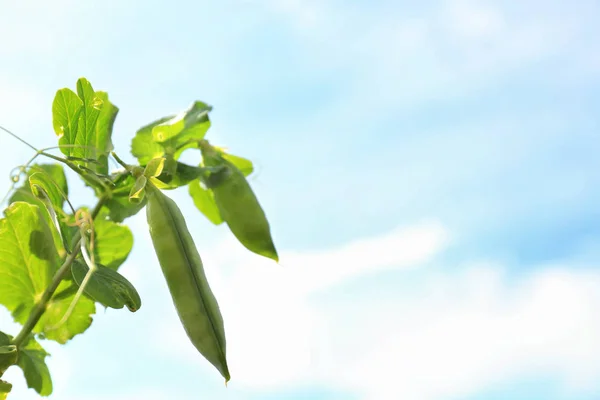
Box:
[12, 196, 108, 347]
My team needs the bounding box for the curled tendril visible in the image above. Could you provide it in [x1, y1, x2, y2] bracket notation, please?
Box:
[9, 165, 26, 184]
[48, 208, 98, 331]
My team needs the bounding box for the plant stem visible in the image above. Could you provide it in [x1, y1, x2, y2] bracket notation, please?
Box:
[0, 125, 39, 152]
[111, 152, 130, 170]
[12, 196, 107, 347]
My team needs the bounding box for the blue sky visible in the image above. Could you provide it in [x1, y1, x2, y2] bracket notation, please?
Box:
[1, 0, 600, 399]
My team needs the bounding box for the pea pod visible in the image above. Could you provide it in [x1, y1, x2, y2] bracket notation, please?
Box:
[145, 184, 230, 382]
[199, 141, 278, 262]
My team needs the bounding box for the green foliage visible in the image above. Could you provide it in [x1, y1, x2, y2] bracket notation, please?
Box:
[92, 211, 134, 271]
[0, 203, 60, 318]
[0, 332, 17, 377]
[53, 78, 115, 176]
[152, 101, 211, 143]
[93, 91, 118, 175]
[102, 174, 147, 222]
[0, 380, 11, 399]
[0, 77, 280, 397]
[17, 336, 52, 396]
[130, 116, 173, 165]
[52, 89, 83, 156]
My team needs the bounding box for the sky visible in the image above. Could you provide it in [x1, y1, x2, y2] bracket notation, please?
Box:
[0, 0, 599, 399]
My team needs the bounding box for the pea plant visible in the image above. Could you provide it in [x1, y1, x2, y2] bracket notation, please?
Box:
[0, 78, 278, 398]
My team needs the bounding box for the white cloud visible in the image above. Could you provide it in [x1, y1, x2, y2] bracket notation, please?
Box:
[155, 220, 449, 389]
[156, 223, 600, 400]
[317, 265, 600, 400]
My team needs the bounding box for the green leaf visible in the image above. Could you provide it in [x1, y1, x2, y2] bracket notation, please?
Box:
[33, 280, 96, 344]
[102, 175, 147, 222]
[0, 380, 11, 399]
[52, 88, 83, 156]
[0, 332, 17, 377]
[103, 195, 146, 223]
[94, 91, 119, 175]
[0, 346, 17, 377]
[74, 78, 103, 165]
[152, 101, 211, 143]
[93, 211, 134, 270]
[52, 79, 115, 175]
[0, 333, 9, 347]
[71, 260, 141, 311]
[131, 116, 173, 165]
[188, 179, 223, 225]
[153, 162, 206, 190]
[16, 336, 52, 396]
[0, 202, 59, 317]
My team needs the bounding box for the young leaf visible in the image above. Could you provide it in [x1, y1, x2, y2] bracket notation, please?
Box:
[9, 164, 68, 209]
[131, 116, 173, 165]
[9, 165, 70, 256]
[52, 88, 83, 156]
[188, 180, 223, 225]
[29, 172, 67, 211]
[93, 211, 134, 270]
[129, 176, 147, 204]
[71, 260, 141, 312]
[27, 185, 69, 258]
[94, 91, 118, 175]
[152, 101, 211, 143]
[143, 157, 166, 178]
[16, 336, 52, 396]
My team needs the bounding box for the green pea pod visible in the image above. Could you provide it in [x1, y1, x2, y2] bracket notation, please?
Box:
[200, 141, 278, 262]
[145, 184, 230, 382]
